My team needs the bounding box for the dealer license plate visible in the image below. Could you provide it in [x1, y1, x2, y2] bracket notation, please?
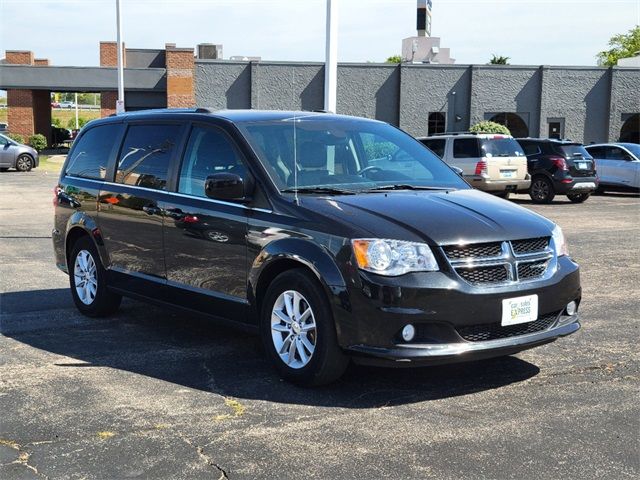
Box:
[501, 294, 538, 326]
[500, 169, 516, 178]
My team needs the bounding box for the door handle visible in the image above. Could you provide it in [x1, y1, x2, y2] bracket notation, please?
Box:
[142, 204, 162, 215]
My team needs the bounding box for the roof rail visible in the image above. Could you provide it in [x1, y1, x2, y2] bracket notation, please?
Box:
[108, 107, 212, 118]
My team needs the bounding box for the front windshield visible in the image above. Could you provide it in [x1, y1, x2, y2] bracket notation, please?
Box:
[238, 116, 468, 192]
[480, 138, 525, 157]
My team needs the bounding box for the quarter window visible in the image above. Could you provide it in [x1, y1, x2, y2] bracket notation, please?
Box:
[178, 126, 247, 197]
[66, 124, 122, 179]
[421, 139, 446, 158]
[115, 124, 181, 190]
[453, 138, 480, 158]
[521, 143, 541, 156]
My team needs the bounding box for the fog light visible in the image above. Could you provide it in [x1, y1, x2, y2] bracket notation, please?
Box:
[402, 324, 416, 342]
[566, 301, 577, 316]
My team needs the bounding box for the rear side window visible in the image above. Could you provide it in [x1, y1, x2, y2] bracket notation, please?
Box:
[115, 124, 182, 190]
[453, 138, 480, 158]
[65, 124, 122, 179]
[520, 142, 541, 156]
[586, 146, 605, 158]
[421, 139, 446, 158]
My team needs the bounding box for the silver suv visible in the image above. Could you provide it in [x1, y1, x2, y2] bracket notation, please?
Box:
[418, 133, 530, 197]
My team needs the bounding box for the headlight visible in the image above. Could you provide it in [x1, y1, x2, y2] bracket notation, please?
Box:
[351, 239, 439, 276]
[552, 225, 568, 256]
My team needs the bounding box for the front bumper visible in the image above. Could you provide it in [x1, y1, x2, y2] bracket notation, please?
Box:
[334, 256, 582, 366]
[348, 314, 580, 366]
[465, 174, 531, 192]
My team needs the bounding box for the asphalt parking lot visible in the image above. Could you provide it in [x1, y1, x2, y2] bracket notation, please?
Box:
[1, 169, 638, 480]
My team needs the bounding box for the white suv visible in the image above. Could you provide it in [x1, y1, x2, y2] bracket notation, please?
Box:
[418, 133, 531, 197]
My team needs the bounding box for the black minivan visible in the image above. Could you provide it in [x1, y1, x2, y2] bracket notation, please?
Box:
[53, 109, 582, 385]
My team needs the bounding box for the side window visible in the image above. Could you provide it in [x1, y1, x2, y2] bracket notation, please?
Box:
[422, 139, 446, 158]
[521, 143, 540, 156]
[178, 126, 246, 197]
[115, 124, 181, 190]
[605, 147, 632, 161]
[0, 136, 8, 145]
[453, 138, 480, 158]
[587, 146, 605, 159]
[65, 124, 122, 179]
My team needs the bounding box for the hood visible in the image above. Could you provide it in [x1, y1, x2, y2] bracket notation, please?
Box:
[301, 189, 554, 246]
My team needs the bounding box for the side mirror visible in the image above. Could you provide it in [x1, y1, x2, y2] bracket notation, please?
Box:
[204, 173, 246, 200]
[451, 166, 464, 176]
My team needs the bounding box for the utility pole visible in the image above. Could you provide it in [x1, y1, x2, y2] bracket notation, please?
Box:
[324, 0, 338, 113]
[116, 0, 125, 114]
[74, 92, 79, 129]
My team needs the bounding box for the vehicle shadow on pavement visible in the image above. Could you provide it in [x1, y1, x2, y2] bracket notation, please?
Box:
[2, 288, 541, 408]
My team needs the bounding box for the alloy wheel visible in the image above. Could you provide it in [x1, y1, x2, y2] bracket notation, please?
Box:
[531, 179, 549, 201]
[270, 290, 317, 369]
[16, 155, 32, 171]
[74, 249, 98, 305]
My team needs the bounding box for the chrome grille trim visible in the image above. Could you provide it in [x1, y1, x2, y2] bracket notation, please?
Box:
[443, 238, 556, 286]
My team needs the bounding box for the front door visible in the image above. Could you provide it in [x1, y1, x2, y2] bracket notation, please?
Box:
[98, 122, 184, 295]
[160, 124, 249, 321]
[0, 136, 14, 167]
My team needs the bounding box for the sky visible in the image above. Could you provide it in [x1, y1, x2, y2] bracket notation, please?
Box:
[0, 0, 639, 67]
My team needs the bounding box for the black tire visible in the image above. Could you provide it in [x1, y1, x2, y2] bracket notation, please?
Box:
[529, 176, 555, 204]
[69, 236, 121, 317]
[260, 268, 349, 386]
[567, 192, 590, 203]
[15, 154, 33, 172]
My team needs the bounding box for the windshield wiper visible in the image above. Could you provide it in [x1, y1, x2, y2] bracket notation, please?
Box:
[363, 184, 453, 192]
[281, 186, 356, 195]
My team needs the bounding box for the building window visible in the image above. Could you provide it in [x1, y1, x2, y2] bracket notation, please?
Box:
[487, 112, 529, 138]
[547, 117, 565, 140]
[428, 112, 446, 135]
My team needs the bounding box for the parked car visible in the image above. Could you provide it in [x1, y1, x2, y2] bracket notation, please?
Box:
[53, 109, 582, 386]
[516, 138, 598, 203]
[0, 123, 8, 132]
[584, 143, 640, 193]
[51, 102, 60, 109]
[59, 101, 76, 109]
[0, 133, 39, 172]
[418, 133, 530, 198]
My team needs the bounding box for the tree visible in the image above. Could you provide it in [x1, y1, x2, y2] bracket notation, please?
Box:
[469, 121, 511, 135]
[386, 55, 402, 64]
[596, 25, 640, 66]
[489, 54, 510, 65]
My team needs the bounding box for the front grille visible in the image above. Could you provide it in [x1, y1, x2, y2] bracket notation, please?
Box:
[457, 265, 509, 285]
[443, 237, 553, 286]
[443, 242, 502, 260]
[512, 237, 550, 255]
[517, 260, 549, 280]
[456, 311, 560, 342]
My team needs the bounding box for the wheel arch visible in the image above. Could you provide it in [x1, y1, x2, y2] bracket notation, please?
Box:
[64, 213, 109, 269]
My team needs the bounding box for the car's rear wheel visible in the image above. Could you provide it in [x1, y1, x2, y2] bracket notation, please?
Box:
[495, 191, 511, 200]
[567, 192, 590, 203]
[69, 236, 121, 317]
[529, 176, 555, 203]
[15, 154, 33, 172]
[260, 268, 349, 386]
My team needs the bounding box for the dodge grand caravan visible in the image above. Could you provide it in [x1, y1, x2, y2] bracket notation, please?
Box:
[53, 109, 582, 386]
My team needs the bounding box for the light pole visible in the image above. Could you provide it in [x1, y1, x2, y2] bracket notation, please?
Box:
[116, 0, 125, 114]
[324, 0, 338, 113]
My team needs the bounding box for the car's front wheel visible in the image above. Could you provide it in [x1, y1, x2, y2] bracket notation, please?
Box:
[529, 176, 555, 203]
[15, 154, 33, 172]
[260, 269, 349, 386]
[69, 236, 121, 317]
[567, 192, 590, 203]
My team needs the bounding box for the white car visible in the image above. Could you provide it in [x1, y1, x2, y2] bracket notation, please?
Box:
[585, 143, 640, 193]
[418, 133, 530, 198]
[58, 101, 76, 109]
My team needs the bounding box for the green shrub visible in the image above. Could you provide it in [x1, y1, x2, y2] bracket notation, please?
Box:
[52, 117, 62, 127]
[6, 133, 25, 144]
[469, 121, 510, 135]
[28, 134, 47, 152]
[67, 117, 89, 129]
